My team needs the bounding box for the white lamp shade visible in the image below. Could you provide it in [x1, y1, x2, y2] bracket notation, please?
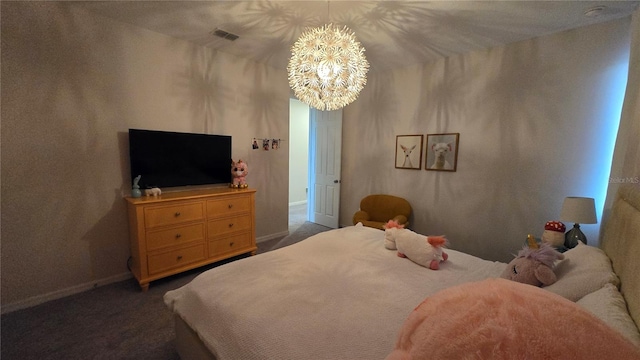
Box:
[560, 197, 597, 224]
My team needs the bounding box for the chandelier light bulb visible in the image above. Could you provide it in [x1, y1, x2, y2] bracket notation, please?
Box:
[287, 24, 369, 111]
[317, 61, 333, 80]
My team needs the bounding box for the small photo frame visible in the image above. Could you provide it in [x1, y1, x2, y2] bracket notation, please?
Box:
[395, 135, 423, 170]
[425, 133, 459, 172]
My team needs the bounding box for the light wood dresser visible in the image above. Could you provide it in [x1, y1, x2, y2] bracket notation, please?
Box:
[125, 187, 256, 291]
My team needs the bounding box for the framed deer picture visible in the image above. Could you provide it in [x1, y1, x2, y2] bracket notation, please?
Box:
[425, 133, 459, 172]
[395, 135, 423, 170]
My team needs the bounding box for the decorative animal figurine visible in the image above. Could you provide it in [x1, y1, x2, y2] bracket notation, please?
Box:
[145, 187, 161, 196]
[131, 175, 142, 198]
[429, 142, 452, 170]
[501, 240, 564, 287]
[400, 144, 417, 168]
[540, 220, 566, 249]
[384, 220, 449, 270]
[230, 159, 248, 188]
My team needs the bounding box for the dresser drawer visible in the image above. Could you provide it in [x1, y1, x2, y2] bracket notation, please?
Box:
[144, 202, 204, 229]
[147, 243, 206, 275]
[207, 196, 251, 217]
[207, 215, 251, 237]
[209, 232, 253, 256]
[146, 223, 205, 251]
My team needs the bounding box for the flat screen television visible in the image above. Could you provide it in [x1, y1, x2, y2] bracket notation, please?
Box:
[128, 129, 232, 189]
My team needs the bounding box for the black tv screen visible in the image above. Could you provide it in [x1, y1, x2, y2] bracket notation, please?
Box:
[128, 129, 231, 189]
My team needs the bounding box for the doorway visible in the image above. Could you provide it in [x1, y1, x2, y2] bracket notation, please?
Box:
[289, 99, 310, 233]
[289, 98, 343, 232]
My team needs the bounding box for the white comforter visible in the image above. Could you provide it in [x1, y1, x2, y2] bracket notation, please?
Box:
[164, 224, 507, 360]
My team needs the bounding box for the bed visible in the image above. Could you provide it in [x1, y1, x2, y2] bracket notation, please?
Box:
[164, 184, 640, 359]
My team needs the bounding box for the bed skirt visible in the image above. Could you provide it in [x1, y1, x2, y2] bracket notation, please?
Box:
[175, 314, 216, 360]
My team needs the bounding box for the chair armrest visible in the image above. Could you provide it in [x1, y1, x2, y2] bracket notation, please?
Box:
[392, 215, 408, 227]
[353, 210, 370, 225]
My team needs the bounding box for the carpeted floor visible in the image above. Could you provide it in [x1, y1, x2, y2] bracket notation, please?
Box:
[1, 221, 331, 360]
[272, 221, 332, 250]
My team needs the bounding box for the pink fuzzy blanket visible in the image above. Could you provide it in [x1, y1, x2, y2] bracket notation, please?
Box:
[386, 278, 640, 360]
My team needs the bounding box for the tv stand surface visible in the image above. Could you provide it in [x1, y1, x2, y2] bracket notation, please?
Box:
[125, 187, 256, 291]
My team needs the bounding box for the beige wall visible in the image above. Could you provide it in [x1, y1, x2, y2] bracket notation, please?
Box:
[1, 2, 289, 311]
[341, 17, 632, 262]
[604, 10, 640, 216]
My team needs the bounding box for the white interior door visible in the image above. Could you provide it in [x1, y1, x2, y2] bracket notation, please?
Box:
[308, 108, 342, 228]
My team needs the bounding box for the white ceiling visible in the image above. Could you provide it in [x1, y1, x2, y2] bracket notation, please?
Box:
[73, 1, 639, 71]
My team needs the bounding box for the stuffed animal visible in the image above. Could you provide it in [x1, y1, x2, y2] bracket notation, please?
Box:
[230, 159, 248, 188]
[384, 220, 448, 270]
[541, 220, 566, 248]
[501, 240, 564, 287]
[383, 220, 405, 249]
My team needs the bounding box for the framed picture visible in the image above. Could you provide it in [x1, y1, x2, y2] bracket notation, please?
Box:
[395, 135, 423, 170]
[425, 133, 460, 172]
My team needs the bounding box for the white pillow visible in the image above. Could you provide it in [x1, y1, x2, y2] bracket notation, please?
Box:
[577, 283, 640, 348]
[544, 242, 619, 301]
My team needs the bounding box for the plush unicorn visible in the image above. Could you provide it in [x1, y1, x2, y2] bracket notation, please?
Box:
[384, 220, 449, 270]
[384, 220, 405, 249]
[230, 159, 249, 188]
[501, 237, 564, 287]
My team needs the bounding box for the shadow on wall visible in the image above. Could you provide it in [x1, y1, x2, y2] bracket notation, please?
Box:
[342, 71, 399, 193]
[2, 2, 139, 305]
[171, 48, 234, 134]
[82, 189, 130, 281]
[172, 31, 290, 237]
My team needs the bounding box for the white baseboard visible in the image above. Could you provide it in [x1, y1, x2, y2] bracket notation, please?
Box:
[1, 272, 132, 315]
[288, 200, 307, 207]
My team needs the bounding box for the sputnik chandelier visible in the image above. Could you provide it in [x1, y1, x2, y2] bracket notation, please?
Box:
[287, 23, 369, 111]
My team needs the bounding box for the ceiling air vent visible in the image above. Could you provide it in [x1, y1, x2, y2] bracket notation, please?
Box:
[583, 5, 606, 18]
[211, 28, 239, 41]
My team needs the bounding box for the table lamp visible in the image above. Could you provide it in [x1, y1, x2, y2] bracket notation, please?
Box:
[559, 197, 597, 248]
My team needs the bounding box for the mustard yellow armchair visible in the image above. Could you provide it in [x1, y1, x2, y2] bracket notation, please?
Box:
[352, 194, 412, 230]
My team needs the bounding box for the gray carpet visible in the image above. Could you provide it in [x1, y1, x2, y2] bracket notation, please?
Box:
[272, 221, 332, 250]
[1, 222, 331, 360]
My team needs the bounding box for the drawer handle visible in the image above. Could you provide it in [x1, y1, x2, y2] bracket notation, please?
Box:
[229, 242, 235, 247]
[175, 233, 182, 239]
[174, 212, 181, 217]
[228, 223, 234, 228]
[228, 204, 233, 209]
[177, 255, 183, 261]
